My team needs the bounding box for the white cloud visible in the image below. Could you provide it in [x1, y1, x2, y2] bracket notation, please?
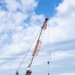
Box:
[51, 49, 75, 62]
[0, 0, 45, 70]
[5, 0, 38, 13]
[5, 0, 20, 12]
[48, 0, 75, 43]
[0, 0, 75, 75]
[56, 0, 75, 14]
[21, 0, 38, 12]
[60, 71, 75, 75]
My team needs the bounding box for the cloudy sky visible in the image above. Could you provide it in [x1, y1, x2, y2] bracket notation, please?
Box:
[0, 0, 75, 75]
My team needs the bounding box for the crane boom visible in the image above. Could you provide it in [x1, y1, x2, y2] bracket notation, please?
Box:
[25, 18, 49, 75]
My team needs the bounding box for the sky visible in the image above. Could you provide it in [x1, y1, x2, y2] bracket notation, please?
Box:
[0, 0, 75, 75]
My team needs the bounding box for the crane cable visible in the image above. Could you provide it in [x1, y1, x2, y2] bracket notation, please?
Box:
[47, 23, 51, 75]
[16, 28, 41, 73]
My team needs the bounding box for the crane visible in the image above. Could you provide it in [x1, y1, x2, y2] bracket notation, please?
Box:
[15, 18, 49, 75]
[25, 18, 49, 75]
